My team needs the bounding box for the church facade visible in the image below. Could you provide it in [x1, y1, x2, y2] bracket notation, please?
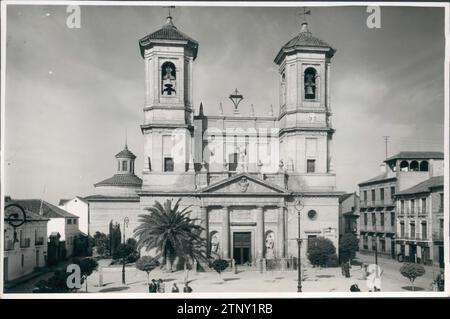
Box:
[86, 15, 343, 266]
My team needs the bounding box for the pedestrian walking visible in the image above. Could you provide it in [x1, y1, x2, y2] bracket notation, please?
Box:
[183, 282, 193, 293]
[157, 279, 165, 293]
[148, 279, 157, 293]
[436, 270, 445, 292]
[171, 283, 180, 293]
[366, 263, 383, 292]
[344, 261, 351, 278]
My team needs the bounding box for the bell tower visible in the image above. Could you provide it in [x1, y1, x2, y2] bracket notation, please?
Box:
[274, 15, 337, 191]
[138, 14, 198, 190]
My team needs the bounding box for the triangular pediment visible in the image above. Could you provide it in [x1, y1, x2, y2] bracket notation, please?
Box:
[199, 173, 288, 194]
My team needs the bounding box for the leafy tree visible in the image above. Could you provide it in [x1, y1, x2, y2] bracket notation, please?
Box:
[211, 259, 229, 281]
[109, 221, 122, 257]
[73, 234, 94, 257]
[74, 257, 98, 293]
[400, 263, 426, 291]
[307, 237, 337, 267]
[115, 243, 136, 285]
[134, 199, 207, 272]
[339, 233, 359, 263]
[93, 231, 109, 256]
[136, 256, 160, 284]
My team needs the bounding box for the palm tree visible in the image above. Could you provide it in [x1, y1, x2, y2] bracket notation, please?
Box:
[133, 198, 208, 272]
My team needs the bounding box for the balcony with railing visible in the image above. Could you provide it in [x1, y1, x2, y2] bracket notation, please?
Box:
[5, 239, 15, 251]
[384, 197, 395, 207]
[360, 200, 375, 208]
[417, 209, 428, 218]
[20, 238, 31, 248]
[35, 237, 45, 246]
[406, 208, 416, 218]
[433, 231, 444, 242]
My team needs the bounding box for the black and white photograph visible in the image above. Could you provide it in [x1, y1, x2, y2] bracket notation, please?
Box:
[0, 1, 448, 298]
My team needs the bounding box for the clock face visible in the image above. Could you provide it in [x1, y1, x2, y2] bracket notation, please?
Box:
[307, 210, 317, 220]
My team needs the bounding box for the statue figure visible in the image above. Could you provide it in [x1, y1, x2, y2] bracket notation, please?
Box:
[265, 232, 275, 259]
[210, 232, 220, 256]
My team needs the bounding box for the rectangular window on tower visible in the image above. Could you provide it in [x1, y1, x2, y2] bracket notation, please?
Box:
[164, 157, 174, 172]
[163, 135, 174, 171]
[307, 159, 316, 173]
[122, 160, 127, 171]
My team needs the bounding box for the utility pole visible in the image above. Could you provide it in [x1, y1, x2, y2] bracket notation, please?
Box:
[383, 136, 390, 159]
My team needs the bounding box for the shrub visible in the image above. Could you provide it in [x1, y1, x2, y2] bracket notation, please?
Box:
[326, 254, 339, 267]
[33, 270, 76, 293]
[339, 233, 359, 263]
[93, 231, 109, 256]
[307, 237, 337, 267]
[211, 259, 229, 274]
[73, 234, 93, 257]
[266, 259, 278, 271]
[136, 256, 160, 284]
[73, 257, 98, 292]
[400, 263, 425, 290]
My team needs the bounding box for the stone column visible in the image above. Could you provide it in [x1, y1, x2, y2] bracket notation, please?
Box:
[277, 206, 286, 258]
[221, 206, 230, 259]
[256, 206, 265, 260]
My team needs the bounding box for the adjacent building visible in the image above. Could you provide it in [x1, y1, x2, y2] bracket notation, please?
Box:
[395, 176, 444, 268]
[358, 151, 444, 259]
[338, 193, 360, 239]
[13, 199, 81, 258]
[86, 15, 343, 267]
[3, 198, 49, 283]
[58, 196, 90, 235]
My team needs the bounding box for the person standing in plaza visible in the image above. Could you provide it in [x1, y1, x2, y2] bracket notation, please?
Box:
[366, 263, 383, 292]
[157, 279, 165, 293]
[183, 282, 193, 293]
[436, 270, 445, 291]
[148, 279, 157, 293]
[171, 283, 180, 293]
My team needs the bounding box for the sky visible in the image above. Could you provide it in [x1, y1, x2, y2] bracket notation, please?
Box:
[3, 4, 446, 204]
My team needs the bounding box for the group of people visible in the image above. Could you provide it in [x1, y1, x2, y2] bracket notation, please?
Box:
[349, 263, 383, 292]
[148, 279, 193, 293]
[433, 270, 445, 291]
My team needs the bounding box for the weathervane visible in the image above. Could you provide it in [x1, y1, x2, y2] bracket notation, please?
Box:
[299, 7, 311, 23]
[164, 5, 175, 17]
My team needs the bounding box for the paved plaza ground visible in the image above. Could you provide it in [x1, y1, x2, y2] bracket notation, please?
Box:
[5, 253, 441, 294]
[83, 253, 438, 294]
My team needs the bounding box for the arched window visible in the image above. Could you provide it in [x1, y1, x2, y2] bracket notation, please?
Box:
[410, 161, 419, 172]
[161, 61, 176, 96]
[400, 160, 409, 172]
[304, 67, 317, 100]
[419, 161, 429, 172]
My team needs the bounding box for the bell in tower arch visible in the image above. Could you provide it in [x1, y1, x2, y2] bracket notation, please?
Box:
[161, 61, 176, 96]
[304, 67, 317, 100]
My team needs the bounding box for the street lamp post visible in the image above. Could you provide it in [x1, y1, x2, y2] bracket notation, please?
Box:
[295, 196, 304, 293]
[123, 217, 129, 244]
